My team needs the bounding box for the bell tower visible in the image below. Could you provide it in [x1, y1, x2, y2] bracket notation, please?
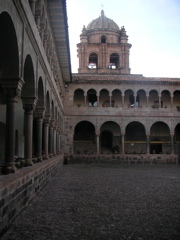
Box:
[77, 10, 132, 74]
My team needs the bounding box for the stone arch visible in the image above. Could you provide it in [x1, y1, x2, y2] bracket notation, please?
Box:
[112, 89, 122, 107]
[22, 55, 35, 97]
[136, 89, 146, 108]
[173, 90, 180, 108]
[74, 120, 96, 154]
[74, 88, 84, 106]
[150, 121, 170, 154]
[100, 121, 121, 153]
[37, 77, 44, 107]
[161, 90, 171, 108]
[0, 12, 19, 78]
[99, 89, 110, 107]
[125, 121, 146, 154]
[124, 89, 135, 107]
[149, 89, 159, 108]
[87, 88, 97, 107]
[51, 100, 54, 119]
[45, 91, 50, 115]
[174, 123, 180, 155]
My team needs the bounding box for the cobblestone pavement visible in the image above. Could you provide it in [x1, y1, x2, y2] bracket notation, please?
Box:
[2, 164, 180, 240]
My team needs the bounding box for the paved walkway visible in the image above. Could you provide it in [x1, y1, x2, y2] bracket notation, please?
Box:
[1, 164, 180, 240]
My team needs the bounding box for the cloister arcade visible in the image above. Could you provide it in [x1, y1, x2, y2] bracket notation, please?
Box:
[0, 7, 67, 173]
[73, 120, 180, 155]
[73, 88, 180, 108]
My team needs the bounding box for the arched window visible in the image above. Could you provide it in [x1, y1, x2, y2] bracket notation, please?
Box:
[109, 53, 119, 69]
[101, 35, 106, 43]
[88, 53, 98, 69]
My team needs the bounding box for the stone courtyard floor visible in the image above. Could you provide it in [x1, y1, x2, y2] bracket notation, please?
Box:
[1, 164, 180, 240]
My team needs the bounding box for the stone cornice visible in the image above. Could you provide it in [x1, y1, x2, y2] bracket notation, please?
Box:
[72, 74, 180, 85]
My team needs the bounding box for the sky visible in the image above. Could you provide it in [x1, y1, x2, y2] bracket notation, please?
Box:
[66, 0, 180, 78]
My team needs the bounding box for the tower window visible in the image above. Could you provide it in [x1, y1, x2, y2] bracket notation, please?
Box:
[109, 53, 119, 69]
[88, 53, 98, 69]
[101, 35, 106, 43]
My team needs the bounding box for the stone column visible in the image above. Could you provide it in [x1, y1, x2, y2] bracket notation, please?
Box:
[1, 78, 24, 174]
[109, 94, 112, 107]
[122, 94, 124, 108]
[146, 95, 149, 107]
[34, 107, 45, 161]
[22, 97, 37, 166]
[96, 134, 100, 154]
[84, 94, 87, 106]
[146, 133, 150, 154]
[134, 95, 136, 107]
[170, 133, 174, 154]
[121, 134, 125, 154]
[159, 95, 161, 108]
[56, 130, 59, 153]
[53, 125, 57, 154]
[43, 115, 50, 159]
[49, 120, 54, 155]
[97, 94, 99, 107]
[171, 95, 173, 108]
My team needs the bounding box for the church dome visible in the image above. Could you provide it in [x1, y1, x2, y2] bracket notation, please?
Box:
[86, 10, 120, 32]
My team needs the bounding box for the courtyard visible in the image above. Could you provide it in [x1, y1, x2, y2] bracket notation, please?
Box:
[1, 164, 180, 240]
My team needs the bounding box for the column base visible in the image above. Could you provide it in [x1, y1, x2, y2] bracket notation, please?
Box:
[43, 155, 49, 160]
[25, 159, 34, 166]
[1, 163, 16, 174]
[37, 157, 43, 162]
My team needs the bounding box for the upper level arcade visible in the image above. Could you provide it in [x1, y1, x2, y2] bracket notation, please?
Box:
[77, 10, 131, 74]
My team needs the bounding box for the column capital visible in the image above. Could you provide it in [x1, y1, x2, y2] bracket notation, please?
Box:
[44, 114, 51, 124]
[34, 107, 45, 119]
[22, 96, 38, 111]
[1, 77, 24, 99]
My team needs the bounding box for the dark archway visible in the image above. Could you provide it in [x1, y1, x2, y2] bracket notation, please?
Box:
[125, 121, 146, 154]
[87, 89, 97, 107]
[22, 55, 35, 97]
[74, 121, 96, 154]
[0, 12, 19, 78]
[150, 122, 170, 154]
[101, 130, 112, 148]
[100, 121, 121, 153]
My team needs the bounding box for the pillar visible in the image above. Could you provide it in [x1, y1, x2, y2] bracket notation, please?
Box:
[171, 95, 173, 108]
[159, 95, 161, 108]
[43, 117, 50, 159]
[97, 94, 99, 107]
[146, 133, 150, 154]
[22, 97, 37, 166]
[122, 95, 124, 107]
[53, 126, 57, 154]
[96, 134, 100, 154]
[84, 94, 87, 106]
[1, 78, 24, 174]
[146, 95, 149, 107]
[109, 94, 112, 107]
[121, 134, 125, 154]
[49, 120, 54, 155]
[170, 133, 174, 154]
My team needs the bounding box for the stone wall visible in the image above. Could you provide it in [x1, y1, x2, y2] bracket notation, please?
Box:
[0, 155, 64, 236]
[69, 154, 178, 164]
